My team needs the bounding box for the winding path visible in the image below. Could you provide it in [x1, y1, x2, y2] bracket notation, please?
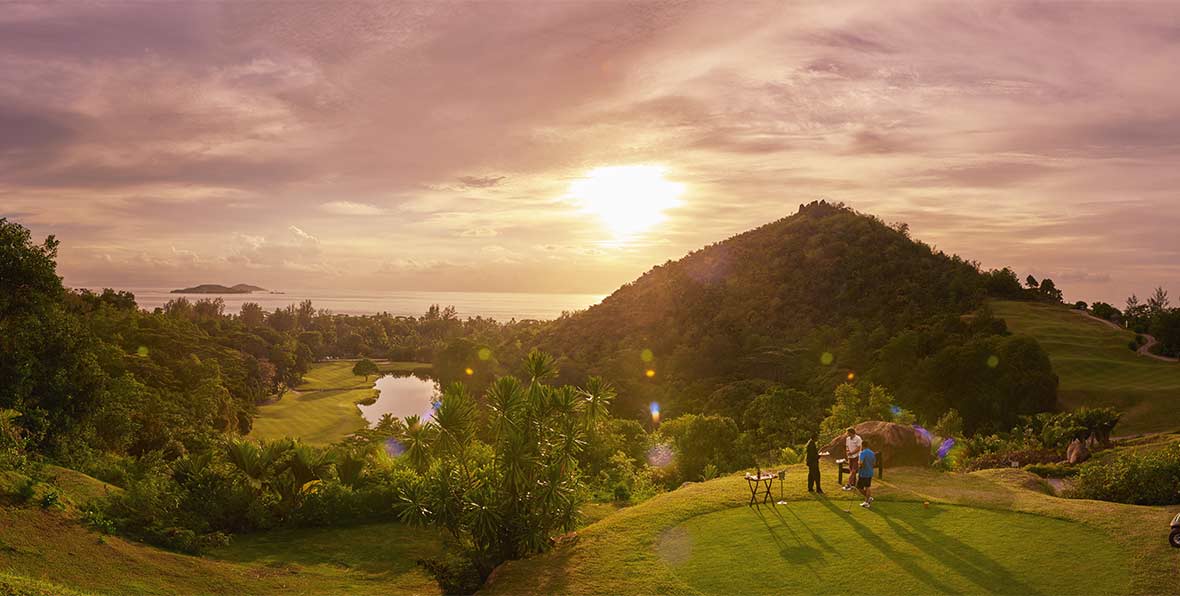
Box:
[1072, 309, 1178, 362]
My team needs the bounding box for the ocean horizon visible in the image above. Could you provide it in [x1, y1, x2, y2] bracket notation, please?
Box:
[80, 287, 606, 320]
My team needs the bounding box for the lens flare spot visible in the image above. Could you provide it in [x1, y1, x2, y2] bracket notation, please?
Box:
[647, 442, 674, 467]
[384, 437, 406, 457]
[464, 367, 474, 376]
[640, 348, 654, 363]
[846, 371, 856, 381]
[136, 346, 150, 357]
[820, 352, 834, 366]
[650, 401, 661, 424]
[645, 369, 656, 378]
[478, 348, 492, 361]
[987, 355, 1000, 368]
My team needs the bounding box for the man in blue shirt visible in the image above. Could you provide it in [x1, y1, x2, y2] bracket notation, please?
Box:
[856, 442, 876, 508]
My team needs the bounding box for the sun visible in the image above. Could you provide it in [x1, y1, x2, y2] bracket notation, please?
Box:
[566, 165, 685, 237]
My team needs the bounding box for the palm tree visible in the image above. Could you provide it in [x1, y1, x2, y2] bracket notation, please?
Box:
[334, 448, 368, 488]
[433, 382, 477, 459]
[401, 414, 436, 472]
[579, 376, 616, 429]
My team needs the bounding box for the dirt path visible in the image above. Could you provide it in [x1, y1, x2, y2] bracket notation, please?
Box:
[1072, 309, 1178, 363]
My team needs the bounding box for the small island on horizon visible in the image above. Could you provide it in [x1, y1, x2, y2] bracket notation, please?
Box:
[170, 283, 269, 294]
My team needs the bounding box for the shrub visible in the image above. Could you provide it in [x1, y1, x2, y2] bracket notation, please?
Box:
[15, 478, 36, 504]
[1025, 462, 1078, 478]
[778, 447, 801, 466]
[39, 489, 61, 510]
[933, 409, 964, 439]
[419, 551, 485, 596]
[964, 448, 1062, 472]
[1070, 443, 1180, 505]
[82, 508, 116, 535]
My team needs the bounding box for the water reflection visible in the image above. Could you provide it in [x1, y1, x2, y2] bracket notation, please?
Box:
[357, 373, 440, 426]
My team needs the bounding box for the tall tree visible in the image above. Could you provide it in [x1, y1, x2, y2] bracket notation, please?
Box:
[1148, 286, 1171, 314]
[240, 302, 264, 327]
[352, 358, 379, 381]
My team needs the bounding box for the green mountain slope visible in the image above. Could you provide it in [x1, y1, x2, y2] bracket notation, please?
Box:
[991, 300, 1180, 435]
[543, 201, 987, 416]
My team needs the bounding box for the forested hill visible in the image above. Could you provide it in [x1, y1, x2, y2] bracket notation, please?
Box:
[542, 201, 1047, 428]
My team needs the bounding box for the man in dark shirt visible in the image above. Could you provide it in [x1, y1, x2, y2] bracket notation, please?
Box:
[805, 435, 823, 493]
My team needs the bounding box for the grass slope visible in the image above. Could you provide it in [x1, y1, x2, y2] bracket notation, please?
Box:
[250, 360, 430, 445]
[990, 300, 1180, 435]
[0, 506, 442, 596]
[484, 465, 1177, 595]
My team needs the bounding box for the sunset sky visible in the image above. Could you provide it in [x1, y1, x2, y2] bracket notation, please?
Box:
[3, 1, 1178, 304]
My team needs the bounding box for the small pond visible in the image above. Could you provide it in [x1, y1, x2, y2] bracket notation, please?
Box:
[357, 374, 440, 425]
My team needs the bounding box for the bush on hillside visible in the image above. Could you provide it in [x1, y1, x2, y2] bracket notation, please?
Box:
[1070, 443, 1180, 505]
[1025, 462, 1078, 478]
[657, 414, 746, 485]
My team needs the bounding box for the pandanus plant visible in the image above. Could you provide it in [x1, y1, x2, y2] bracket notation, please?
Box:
[397, 350, 599, 574]
[401, 414, 436, 473]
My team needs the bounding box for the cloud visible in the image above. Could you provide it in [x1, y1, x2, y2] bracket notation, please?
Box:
[321, 201, 384, 215]
[460, 227, 499, 238]
[457, 175, 506, 189]
[5, 1, 1180, 301]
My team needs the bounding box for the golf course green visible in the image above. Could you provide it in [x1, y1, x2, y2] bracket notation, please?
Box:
[991, 300, 1180, 435]
[249, 360, 430, 445]
[664, 502, 1125, 595]
[483, 466, 1176, 595]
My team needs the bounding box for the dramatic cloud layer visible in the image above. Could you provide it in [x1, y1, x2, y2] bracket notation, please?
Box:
[2, 1, 1178, 302]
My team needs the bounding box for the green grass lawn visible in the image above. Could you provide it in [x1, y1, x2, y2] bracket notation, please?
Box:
[990, 300, 1180, 435]
[0, 506, 443, 596]
[483, 464, 1178, 595]
[667, 503, 1124, 595]
[250, 360, 430, 445]
[208, 521, 443, 595]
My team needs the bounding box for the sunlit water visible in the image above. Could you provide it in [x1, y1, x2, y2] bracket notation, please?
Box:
[357, 374, 440, 425]
[94, 288, 605, 320]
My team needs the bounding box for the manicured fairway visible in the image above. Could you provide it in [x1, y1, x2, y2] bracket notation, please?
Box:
[665, 502, 1125, 595]
[250, 360, 430, 445]
[991, 300, 1180, 435]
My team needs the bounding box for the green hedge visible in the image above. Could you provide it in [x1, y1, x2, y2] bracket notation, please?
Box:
[1070, 443, 1180, 505]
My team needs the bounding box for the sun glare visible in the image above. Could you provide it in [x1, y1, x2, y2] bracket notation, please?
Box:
[566, 165, 685, 237]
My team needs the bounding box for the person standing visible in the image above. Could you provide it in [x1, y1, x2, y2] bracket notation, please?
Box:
[841, 427, 862, 491]
[856, 441, 876, 508]
[805, 435, 823, 493]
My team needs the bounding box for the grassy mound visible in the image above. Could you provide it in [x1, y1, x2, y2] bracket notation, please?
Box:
[0, 505, 442, 596]
[484, 465, 1176, 595]
[991, 300, 1180, 435]
[250, 360, 429, 445]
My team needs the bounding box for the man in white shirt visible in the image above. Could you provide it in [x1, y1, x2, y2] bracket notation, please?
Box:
[842, 427, 862, 491]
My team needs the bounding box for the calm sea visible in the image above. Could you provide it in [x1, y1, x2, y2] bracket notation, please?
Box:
[93, 288, 606, 321]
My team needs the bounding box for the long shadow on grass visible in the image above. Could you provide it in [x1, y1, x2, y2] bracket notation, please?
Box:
[751, 506, 824, 573]
[768, 500, 833, 550]
[875, 506, 1043, 596]
[817, 498, 961, 594]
